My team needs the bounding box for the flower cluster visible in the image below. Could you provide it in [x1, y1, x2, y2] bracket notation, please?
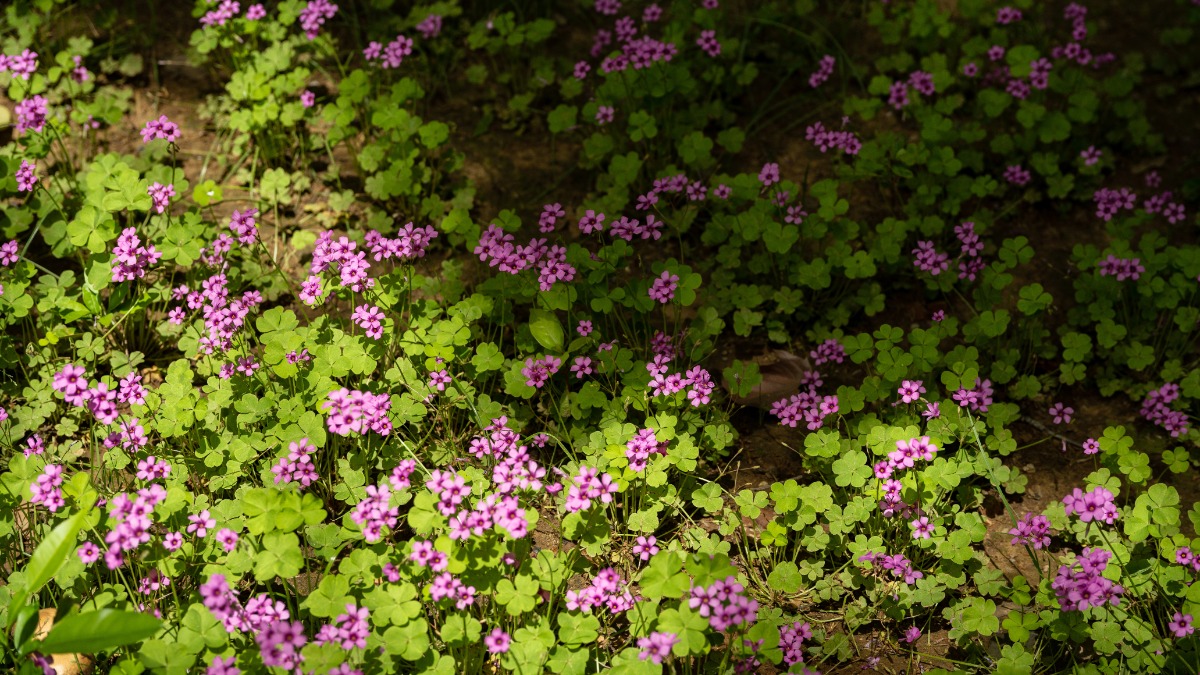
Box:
[1092, 187, 1137, 221]
[952, 378, 994, 413]
[314, 604, 370, 649]
[805, 121, 862, 156]
[1002, 164, 1030, 186]
[912, 240, 950, 275]
[953, 221, 986, 280]
[351, 304, 387, 340]
[625, 427, 668, 472]
[648, 270, 679, 303]
[566, 568, 636, 613]
[522, 355, 562, 388]
[637, 631, 679, 664]
[808, 55, 835, 87]
[1052, 548, 1123, 611]
[1062, 486, 1118, 524]
[1008, 513, 1052, 549]
[364, 34, 414, 69]
[322, 388, 393, 436]
[0, 49, 38, 79]
[563, 466, 619, 512]
[299, 0, 338, 39]
[352, 482, 399, 542]
[15, 95, 48, 134]
[779, 621, 814, 667]
[858, 551, 924, 585]
[140, 115, 180, 143]
[29, 464, 65, 512]
[473, 226, 576, 291]
[688, 577, 758, 632]
[112, 227, 163, 282]
[1096, 254, 1145, 281]
[147, 182, 175, 213]
[1140, 383, 1189, 437]
[16, 160, 37, 192]
[770, 390, 839, 430]
[272, 438, 319, 488]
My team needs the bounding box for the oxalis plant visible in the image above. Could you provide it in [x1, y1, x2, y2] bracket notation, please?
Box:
[0, 0, 1198, 674]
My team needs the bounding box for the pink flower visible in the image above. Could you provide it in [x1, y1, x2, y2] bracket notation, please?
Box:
[216, 528, 239, 552]
[140, 115, 180, 143]
[485, 628, 511, 654]
[648, 270, 680, 303]
[16, 160, 37, 192]
[1048, 402, 1073, 424]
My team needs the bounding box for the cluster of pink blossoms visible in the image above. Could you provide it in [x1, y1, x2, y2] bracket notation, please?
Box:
[567, 568, 637, 613]
[1140, 383, 1190, 437]
[563, 466, 619, 512]
[1008, 513, 1052, 549]
[1062, 486, 1118, 524]
[52, 363, 145, 426]
[0, 49, 38, 78]
[140, 115, 180, 143]
[625, 427, 668, 472]
[322, 388, 393, 436]
[771, 388, 839, 430]
[779, 621, 814, 668]
[808, 54, 835, 87]
[1096, 254, 1145, 281]
[298, 0, 338, 39]
[314, 604, 370, 650]
[112, 228, 162, 282]
[363, 34, 413, 68]
[352, 482, 399, 542]
[952, 378, 994, 413]
[29, 464, 65, 512]
[522, 355, 562, 388]
[1093, 187, 1137, 221]
[1052, 548, 1123, 611]
[474, 225, 577, 292]
[637, 631, 679, 664]
[805, 121, 862, 156]
[170, 276, 264, 362]
[147, 182, 175, 213]
[428, 572, 476, 609]
[15, 95, 48, 134]
[858, 550, 924, 585]
[16, 160, 37, 192]
[689, 576, 758, 632]
[272, 438, 319, 488]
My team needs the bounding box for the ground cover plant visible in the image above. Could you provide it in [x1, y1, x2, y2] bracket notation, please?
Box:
[0, 0, 1199, 673]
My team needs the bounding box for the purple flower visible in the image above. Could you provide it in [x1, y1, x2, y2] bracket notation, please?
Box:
[298, 0, 338, 39]
[895, 520, 931, 558]
[1062, 487, 1118, 524]
[1080, 145, 1102, 166]
[206, 656, 240, 675]
[758, 162, 780, 187]
[648, 270, 680, 303]
[897, 380, 925, 404]
[215, 528, 239, 552]
[111, 227, 162, 282]
[1008, 513, 1052, 549]
[696, 30, 721, 57]
[417, 14, 442, 39]
[637, 631, 678, 663]
[522, 355, 562, 388]
[147, 182, 175, 214]
[429, 369, 451, 392]
[140, 115, 180, 143]
[809, 55, 835, 88]
[16, 160, 37, 192]
[244, 4, 266, 20]
[352, 304, 386, 339]
[300, 90, 316, 107]
[570, 356, 593, 379]
[485, 628, 511, 654]
[595, 105, 614, 125]
[1049, 402, 1073, 424]
[1169, 613, 1194, 638]
[272, 438, 319, 488]
[15, 95, 48, 134]
[323, 388, 393, 436]
[187, 510, 216, 538]
[632, 535, 659, 561]
[903, 626, 922, 643]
